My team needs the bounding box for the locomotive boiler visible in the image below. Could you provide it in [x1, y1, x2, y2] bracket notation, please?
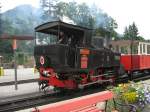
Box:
[34, 21, 122, 90]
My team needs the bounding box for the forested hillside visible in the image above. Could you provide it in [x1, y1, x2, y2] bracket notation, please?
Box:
[1, 4, 42, 35]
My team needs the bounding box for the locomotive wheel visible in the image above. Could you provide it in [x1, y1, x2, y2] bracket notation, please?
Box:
[38, 80, 49, 93]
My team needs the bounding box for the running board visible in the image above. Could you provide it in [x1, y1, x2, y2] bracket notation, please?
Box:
[78, 79, 113, 89]
[90, 73, 114, 78]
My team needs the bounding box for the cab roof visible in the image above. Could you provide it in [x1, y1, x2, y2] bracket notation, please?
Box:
[35, 21, 92, 36]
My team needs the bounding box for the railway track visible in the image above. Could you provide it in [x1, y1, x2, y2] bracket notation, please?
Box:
[0, 73, 149, 112]
[133, 74, 150, 82]
[0, 86, 104, 112]
[0, 92, 63, 112]
[0, 79, 38, 86]
[116, 73, 150, 83]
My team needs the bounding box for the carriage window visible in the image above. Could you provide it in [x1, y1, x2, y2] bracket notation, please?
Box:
[140, 44, 142, 54]
[147, 45, 150, 54]
[132, 45, 138, 54]
[35, 32, 57, 45]
[143, 44, 145, 53]
[121, 46, 128, 54]
[116, 45, 119, 52]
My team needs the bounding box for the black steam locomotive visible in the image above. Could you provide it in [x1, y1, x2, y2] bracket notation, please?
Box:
[34, 21, 121, 90]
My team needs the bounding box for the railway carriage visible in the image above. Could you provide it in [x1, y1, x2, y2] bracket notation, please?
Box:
[34, 21, 122, 90]
[111, 40, 150, 79]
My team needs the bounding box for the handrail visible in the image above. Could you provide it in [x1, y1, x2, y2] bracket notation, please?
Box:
[32, 91, 114, 112]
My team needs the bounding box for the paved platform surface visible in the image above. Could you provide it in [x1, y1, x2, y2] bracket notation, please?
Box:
[0, 82, 40, 99]
[0, 68, 39, 83]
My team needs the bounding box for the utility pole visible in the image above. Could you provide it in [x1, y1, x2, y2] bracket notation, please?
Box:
[130, 32, 134, 80]
[13, 39, 18, 90]
[0, 35, 34, 90]
[0, 3, 2, 35]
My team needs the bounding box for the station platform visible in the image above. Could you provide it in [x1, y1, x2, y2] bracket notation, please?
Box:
[0, 68, 39, 83]
[0, 68, 40, 99]
[0, 82, 39, 99]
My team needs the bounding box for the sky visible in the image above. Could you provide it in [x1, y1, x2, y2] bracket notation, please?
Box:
[1, 0, 150, 39]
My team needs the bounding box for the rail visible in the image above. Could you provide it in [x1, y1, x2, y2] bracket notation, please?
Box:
[0, 78, 38, 86]
[0, 85, 105, 111]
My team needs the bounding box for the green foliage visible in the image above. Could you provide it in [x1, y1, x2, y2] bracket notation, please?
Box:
[123, 22, 144, 40]
[1, 18, 17, 35]
[137, 36, 145, 41]
[40, 0, 118, 39]
[123, 27, 130, 40]
[73, 3, 94, 27]
[0, 40, 13, 52]
[112, 83, 138, 104]
[108, 19, 118, 39]
[0, 20, 33, 60]
[0, 5, 39, 55]
[112, 82, 150, 111]
[17, 53, 24, 65]
[40, 0, 59, 20]
[0, 39, 13, 63]
[0, 5, 39, 64]
[0, 18, 14, 54]
[94, 27, 110, 37]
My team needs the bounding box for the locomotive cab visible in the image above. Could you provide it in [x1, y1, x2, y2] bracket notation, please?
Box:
[34, 21, 92, 73]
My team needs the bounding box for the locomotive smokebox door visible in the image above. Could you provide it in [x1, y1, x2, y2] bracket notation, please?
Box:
[80, 49, 90, 68]
[40, 56, 45, 65]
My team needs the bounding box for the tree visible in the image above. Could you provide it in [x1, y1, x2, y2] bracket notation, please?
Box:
[40, 1, 113, 29]
[89, 4, 118, 38]
[123, 22, 144, 40]
[40, 0, 60, 20]
[55, 2, 67, 19]
[76, 3, 92, 27]
[108, 19, 118, 40]
[64, 1, 78, 21]
[64, 2, 95, 28]
[0, 18, 14, 55]
[137, 36, 144, 41]
[131, 22, 138, 38]
[40, 1, 119, 40]
[123, 27, 130, 40]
